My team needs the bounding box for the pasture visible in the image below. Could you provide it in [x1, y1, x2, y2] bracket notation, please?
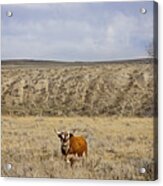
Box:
[1, 116, 155, 180]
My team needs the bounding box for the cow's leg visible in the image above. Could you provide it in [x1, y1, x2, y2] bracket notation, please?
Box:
[81, 151, 87, 166]
[65, 154, 75, 167]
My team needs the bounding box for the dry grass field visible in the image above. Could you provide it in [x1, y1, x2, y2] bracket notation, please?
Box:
[1, 116, 155, 180]
[1, 59, 157, 180]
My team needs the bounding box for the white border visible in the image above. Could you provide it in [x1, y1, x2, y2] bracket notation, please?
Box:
[0, 0, 162, 186]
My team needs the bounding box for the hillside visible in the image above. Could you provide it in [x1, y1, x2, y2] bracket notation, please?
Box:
[1, 58, 157, 117]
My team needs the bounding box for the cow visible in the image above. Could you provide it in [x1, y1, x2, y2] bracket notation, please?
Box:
[55, 130, 88, 166]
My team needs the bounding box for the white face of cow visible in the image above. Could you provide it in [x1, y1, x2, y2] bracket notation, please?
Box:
[56, 131, 73, 156]
[57, 131, 72, 143]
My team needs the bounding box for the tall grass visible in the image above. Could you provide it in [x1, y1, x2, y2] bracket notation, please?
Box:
[1, 116, 155, 180]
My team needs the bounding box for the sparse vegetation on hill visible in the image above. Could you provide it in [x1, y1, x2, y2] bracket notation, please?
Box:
[1, 58, 157, 117]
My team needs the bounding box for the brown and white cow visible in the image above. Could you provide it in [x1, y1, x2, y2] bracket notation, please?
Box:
[55, 130, 88, 166]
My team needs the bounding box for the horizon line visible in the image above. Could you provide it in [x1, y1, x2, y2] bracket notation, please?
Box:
[1, 56, 154, 63]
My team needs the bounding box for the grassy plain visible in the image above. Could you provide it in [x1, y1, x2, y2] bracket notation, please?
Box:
[1, 116, 155, 180]
[1, 59, 157, 180]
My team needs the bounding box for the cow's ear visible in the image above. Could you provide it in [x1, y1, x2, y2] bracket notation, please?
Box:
[70, 133, 73, 138]
[57, 132, 62, 138]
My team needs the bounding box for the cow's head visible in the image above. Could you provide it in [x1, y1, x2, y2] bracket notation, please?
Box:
[56, 131, 73, 143]
[55, 130, 74, 156]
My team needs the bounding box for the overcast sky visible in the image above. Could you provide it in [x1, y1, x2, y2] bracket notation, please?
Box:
[1, 1, 154, 61]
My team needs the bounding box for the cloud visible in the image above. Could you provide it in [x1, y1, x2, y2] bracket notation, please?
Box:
[1, 2, 153, 61]
[104, 12, 153, 59]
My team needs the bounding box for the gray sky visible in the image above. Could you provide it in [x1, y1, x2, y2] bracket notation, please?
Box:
[1, 1, 154, 61]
